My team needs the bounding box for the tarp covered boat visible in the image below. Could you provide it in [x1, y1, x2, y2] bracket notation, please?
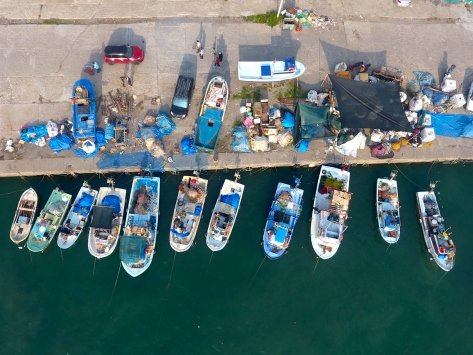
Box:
[238, 57, 305, 82]
[120, 176, 160, 277]
[262, 178, 303, 259]
[206, 178, 245, 251]
[57, 182, 98, 249]
[88, 180, 126, 259]
[194, 76, 228, 151]
[27, 188, 72, 253]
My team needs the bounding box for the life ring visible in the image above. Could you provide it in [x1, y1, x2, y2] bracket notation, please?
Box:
[288, 67, 295, 73]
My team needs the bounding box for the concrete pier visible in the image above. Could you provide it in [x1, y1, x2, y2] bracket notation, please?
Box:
[0, 1, 472, 177]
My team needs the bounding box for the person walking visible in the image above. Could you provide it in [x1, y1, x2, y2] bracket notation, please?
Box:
[199, 47, 204, 59]
[93, 61, 101, 74]
[218, 52, 223, 63]
[214, 56, 221, 67]
[195, 40, 201, 54]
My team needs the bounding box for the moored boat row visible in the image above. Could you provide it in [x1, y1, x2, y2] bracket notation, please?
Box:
[9, 166, 456, 274]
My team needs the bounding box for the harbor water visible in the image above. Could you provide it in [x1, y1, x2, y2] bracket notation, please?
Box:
[0, 163, 472, 354]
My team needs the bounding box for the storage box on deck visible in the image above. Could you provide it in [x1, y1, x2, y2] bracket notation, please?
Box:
[421, 127, 435, 143]
[336, 71, 351, 80]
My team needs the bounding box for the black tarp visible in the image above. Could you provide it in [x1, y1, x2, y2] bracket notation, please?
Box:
[329, 75, 412, 132]
[89, 206, 114, 229]
[293, 102, 336, 144]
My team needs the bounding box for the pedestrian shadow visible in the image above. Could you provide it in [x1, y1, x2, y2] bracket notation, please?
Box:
[206, 34, 230, 88]
[462, 67, 473, 98]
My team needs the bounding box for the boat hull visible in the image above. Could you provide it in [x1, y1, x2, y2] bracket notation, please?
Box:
[416, 191, 455, 271]
[27, 188, 72, 253]
[120, 176, 160, 277]
[72, 79, 96, 141]
[376, 178, 400, 244]
[57, 183, 98, 249]
[194, 76, 228, 151]
[262, 181, 303, 259]
[310, 165, 351, 259]
[238, 60, 306, 82]
[88, 187, 127, 259]
[205, 179, 245, 251]
[170, 176, 208, 252]
[10, 188, 38, 245]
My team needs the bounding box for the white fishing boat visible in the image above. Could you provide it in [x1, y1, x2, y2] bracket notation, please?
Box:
[88, 178, 127, 259]
[238, 57, 305, 82]
[57, 182, 98, 249]
[376, 171, 401, 244]
[311, 165, 351, 259]
[416, 182, 455, 271]
[120, 176, 160, 277]
[10, 188, 38, 245]
[194, 76, 228, 151]
[170, 175, 208, 252]
[206, 173, 244, 251]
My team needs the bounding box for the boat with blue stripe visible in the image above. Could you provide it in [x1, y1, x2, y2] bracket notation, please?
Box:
[72, 79, 96, 141]
[262, 178, 303, 259]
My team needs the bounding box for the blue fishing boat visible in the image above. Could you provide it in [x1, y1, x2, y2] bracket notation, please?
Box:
[72, 79, 96, 142]
[120, 176, 160, 277]
[194, 76, 228, 151]
[262, 178, 303, 259]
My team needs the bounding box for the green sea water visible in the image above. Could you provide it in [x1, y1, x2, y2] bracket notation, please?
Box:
[0, 163, 471, 355]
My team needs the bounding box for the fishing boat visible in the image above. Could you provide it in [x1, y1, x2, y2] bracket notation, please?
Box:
[206, 173, 244, 251]
[311, 165, 351, 259]
[88, 178, 127, 259]
[26, 188, 72, 253]
[416, 182, 455, 271]
[10, 188, 38, 245]
[120, 176, 160, 277]
[72, 79, 96, 152]
[262, 177, 303, 259]
[376, 171, 401, 244]
[238, 57, 306, 82]
[170, 175, 208, 252]
[194, 76, 228, 151]
[57, 182, 98, 249]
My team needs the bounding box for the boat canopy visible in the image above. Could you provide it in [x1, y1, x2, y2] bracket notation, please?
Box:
[329, 74, 412, 132]
[90, 206, 114, 229]
[274, 222, 289, 244]
[274, 210, 291, 224]
[194, 108, 223, 150]
[294, 102, 336, 144]
[120, 234, 146, 263]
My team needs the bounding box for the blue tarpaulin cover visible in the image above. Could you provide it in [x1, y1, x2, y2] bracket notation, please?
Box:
[136, 113, 176, 140]
[20, 125, 49, 144]
[49, 134, 73, 152]
[296, 139, 310, 152]
[102, 194, 122, 214]
[72, 192, 95, 215]
[282, 111, 295, 129]
[194, 107, 223, 151]
[230, 127, 251, 152]
[96, 151, 165, 172]
[220, 193, 241, 208]
[431, 112, 473, 138]
[181, 135, 198, 155]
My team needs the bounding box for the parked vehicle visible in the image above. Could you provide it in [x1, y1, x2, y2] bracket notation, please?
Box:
[104, 45, 144, 64]
[170, 75, 194, 119]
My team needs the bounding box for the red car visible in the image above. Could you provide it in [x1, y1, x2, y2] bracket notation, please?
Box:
[104, 45, 144, 64]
